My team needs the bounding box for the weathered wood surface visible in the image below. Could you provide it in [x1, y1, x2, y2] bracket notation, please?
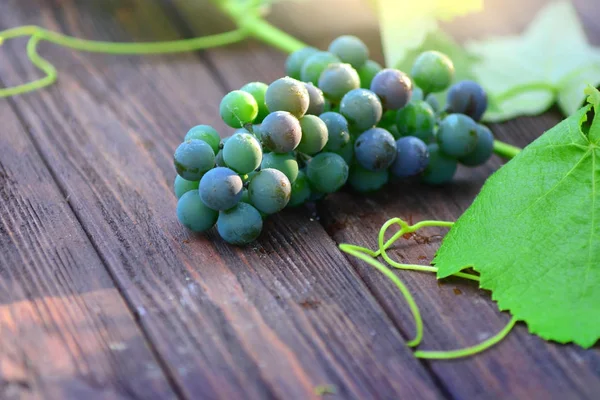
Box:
[0, 0, 599, 399]
[0, 87, 175, 398]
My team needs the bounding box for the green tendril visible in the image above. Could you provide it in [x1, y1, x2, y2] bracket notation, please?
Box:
[341, 217, 517, 360]
[339, 243, 424, 348]
[414, 317, 517, 359]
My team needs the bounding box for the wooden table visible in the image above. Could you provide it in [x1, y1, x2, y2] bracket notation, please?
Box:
[0, 0, 598, 398]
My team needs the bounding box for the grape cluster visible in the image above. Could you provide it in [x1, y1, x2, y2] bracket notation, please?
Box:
[173, 35, 493, 245]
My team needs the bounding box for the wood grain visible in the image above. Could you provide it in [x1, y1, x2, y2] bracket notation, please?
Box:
[0, 91, 176, 398]
[0, 0, 442, 398]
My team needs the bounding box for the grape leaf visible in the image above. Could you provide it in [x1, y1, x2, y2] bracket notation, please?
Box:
[374, 0, 482, 68]
[466, 1, 600, 122]
[434, 86, 600, 348]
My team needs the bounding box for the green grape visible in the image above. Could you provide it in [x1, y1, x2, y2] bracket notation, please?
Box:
[437, 114, 478, 158]
[306, 152, 349, 193]
[318, 63, 361, 103]
[357, 60, 382, 89]
[288, 170, 311, 207]
[328, 35, 369, 69]
[378, 110, 397, 131]
[331, 138, 354, 164]
[339, 88, 383, 132]
[240, 188, 251, 204]
[173, 175, 200, 199]
[411, 51, 455, 94]
[217, 202, 263, 245]
[300, 51, 340, 85]
[285, 47, 319, 79]
[215, 149, 226, 167]
[396, 101, 436, 142]
[298, 115, 329, 155]
[177, 190, 218, 232]
[305, 83, 326, 115]
[220, 90, 259, 128]
[184, 125, 220, 154]
[241, 82, 269, 123]
[174, 139, 215, 181]
[260, 111, 302, 153]
[265, 77, 310, 118]
[459, 124, 495, 166]
[425, 93, 441, 113]
[223, 132, 262, 174]
[261, 152, 299, 183]
[348, 163, 389, 192]
[320, 112, 350, 152]
[410, 86, 424, 102]
[421, 143, 457, 185]
[248, 168, 291, 214]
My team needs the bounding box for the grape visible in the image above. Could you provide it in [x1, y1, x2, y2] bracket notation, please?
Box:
[260, 111, 302, 153]
[300, 51, 340, 85]
[174, 139, 215, 181]
[265, 77, 309, 118]
[318, 63, 360, 103]
[215, 149, 226, 167]
[217, 202, 263, 245]
[177, 191, 218, 232]
[285, 47, 319, 80]
[378, 110, 397, 131]
[174, 175, 200, 199]
[411, 51, 455, 94]
[184, 125, 220, 154]
[425, 94, 441, 114]
[248, 168, 291, 214]
[320, 112, 350, 151]
[459, 124, 495, 166]
[331, 139, 354, 164]
[348, 164, 389, 192]
[390, 136, 429, 178]
[298, 115, 329, 155]
[241, 82, 269, 123]
[223, 132, 262, 174]
[437, 114, 478, 158]
[240, 188, 251, 204]
[411, 86, 424, 102]
[305, 83, 326, 115]
[396, 101, 436, 142]
[328, 35, 369, 69]
[220, 90, 259, 128]
[288, 170, 311, 207]
[446, 80, 488, 121]
[339, 88, 383, 132]
[306, 152, 349, 193]
[357, 60, 382, 89]
[421, 143, 457, 185]
[369, 69, 412, 110]
[261, 152, 299, 183]
[354, 127, 397, 171]
[199, 167, 244, 210]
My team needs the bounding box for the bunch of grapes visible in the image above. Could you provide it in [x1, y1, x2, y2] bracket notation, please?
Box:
[173, 35, 493, 245]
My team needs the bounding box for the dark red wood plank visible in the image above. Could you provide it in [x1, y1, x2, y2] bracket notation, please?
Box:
[0, 1, 443, 398]
[0, 91, 176, 398]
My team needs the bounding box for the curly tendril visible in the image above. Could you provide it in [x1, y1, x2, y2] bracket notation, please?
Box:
[339, 217, 517, 359]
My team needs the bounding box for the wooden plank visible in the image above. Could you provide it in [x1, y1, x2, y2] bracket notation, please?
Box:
[172, 0, 600, 398]
[0, 96, 176, 397]
[0, 1, 443, 398]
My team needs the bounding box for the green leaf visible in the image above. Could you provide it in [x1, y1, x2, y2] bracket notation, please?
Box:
[467, 1, 600, 122]
[434, 86, 600, 348]
[375, 0, 482, 68]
